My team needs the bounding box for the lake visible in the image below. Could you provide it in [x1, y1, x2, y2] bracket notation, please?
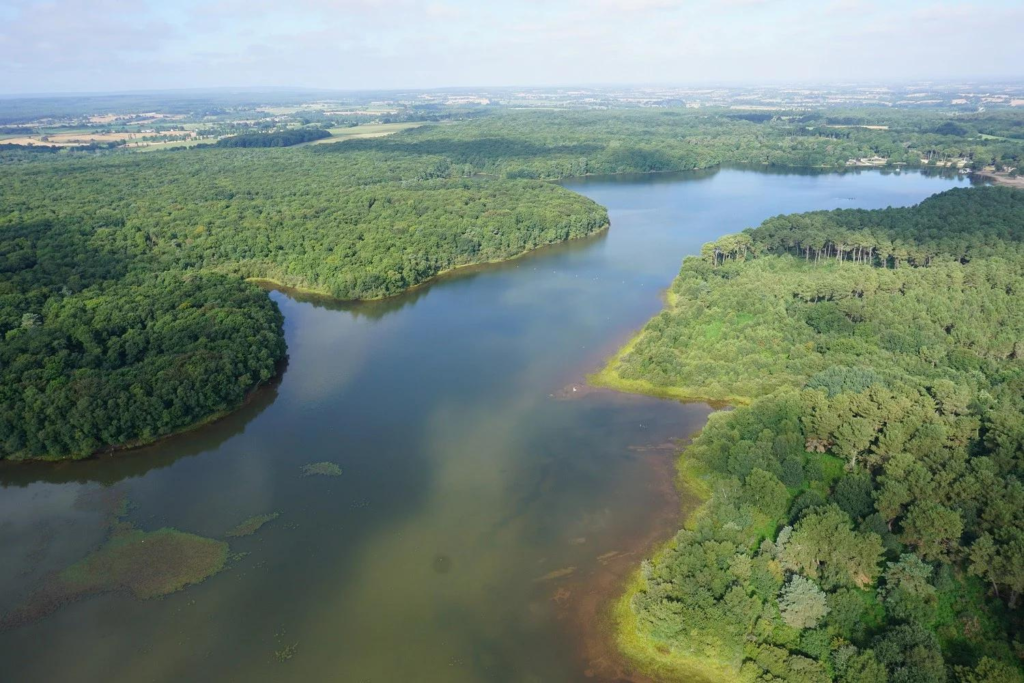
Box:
[0, 167, 971, 682]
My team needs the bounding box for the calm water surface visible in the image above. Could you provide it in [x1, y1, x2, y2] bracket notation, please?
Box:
[0, 168, 970, 682]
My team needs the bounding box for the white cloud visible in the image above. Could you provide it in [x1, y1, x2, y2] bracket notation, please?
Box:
[0, 0, 1021, 93]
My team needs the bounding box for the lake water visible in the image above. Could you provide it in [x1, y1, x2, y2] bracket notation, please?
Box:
[0, 168, 971, 682]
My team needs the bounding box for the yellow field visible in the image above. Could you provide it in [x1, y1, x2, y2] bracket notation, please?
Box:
[313, 122, 427, 143]
[3, 129, 198, 148]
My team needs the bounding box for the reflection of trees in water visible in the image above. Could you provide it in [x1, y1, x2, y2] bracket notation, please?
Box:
[0, 366, 284, 489]
[559, 165, 722, 188]
[560, 164, 967, 187]
[262, 228, 612, 321]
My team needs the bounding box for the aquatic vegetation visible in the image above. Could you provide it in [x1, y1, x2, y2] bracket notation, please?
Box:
[275, 643, 299, 662]
[225, 512, 281, 538]
[1, 528, 228, 630]
[534, 567, 577, 582]
[301, 461, 343, 477]
[61, 528, 228, 599]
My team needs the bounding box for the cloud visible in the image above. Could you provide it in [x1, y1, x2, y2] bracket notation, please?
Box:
[0, 0, 1021, 93]
[593, 0, 679, 11]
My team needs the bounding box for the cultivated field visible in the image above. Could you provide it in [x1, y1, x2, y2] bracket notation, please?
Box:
[314, 121, 427, 143]
[2, 129, 198, 148]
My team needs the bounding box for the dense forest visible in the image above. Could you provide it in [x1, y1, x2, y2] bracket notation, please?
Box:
[0, 151, 608, 301]
[0, 272, 284, 459]
[212, 127, 331, 147]
[603, 187, 1024, 682]
[335, 109, 1024, 178]
[3, 107, 1022, 463]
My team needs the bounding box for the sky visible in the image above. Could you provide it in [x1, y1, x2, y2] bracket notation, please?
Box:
[1, 0, 1022, 95]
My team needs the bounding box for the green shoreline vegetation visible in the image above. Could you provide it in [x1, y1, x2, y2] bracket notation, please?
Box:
[244, 220, 610, 301]
[2, 108, 1022, 466]
[601, 186, 1024, 682]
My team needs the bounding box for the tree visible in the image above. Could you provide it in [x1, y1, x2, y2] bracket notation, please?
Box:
[953, 657, 1024, 683]
[779, 505, 884, 589]
[899, 502, 963, 562]
[744, 468, 791, 520]
[881, 554, 937, 625]
[833, 472, 875, 520]
[968, 532, 1024, 607]
[778, 575, 829, 629]
[832, 646, 889, 683]
[873, 624, 946, 683]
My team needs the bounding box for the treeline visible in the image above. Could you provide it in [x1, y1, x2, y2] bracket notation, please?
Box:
[611, 187, 1024, 682]
[213, 127, 331, 148]
[701, 185, 1024, 267]
[331, 109, 1024, 179]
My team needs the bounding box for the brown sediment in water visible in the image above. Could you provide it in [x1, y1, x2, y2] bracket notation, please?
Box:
[535, 566, 578, 582]
[553, 434, 704, 682]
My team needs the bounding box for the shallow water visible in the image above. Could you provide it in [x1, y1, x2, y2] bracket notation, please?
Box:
[0, 167, 970, 682]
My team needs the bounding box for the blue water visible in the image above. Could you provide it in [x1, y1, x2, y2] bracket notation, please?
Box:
[0, 167, 972, 682]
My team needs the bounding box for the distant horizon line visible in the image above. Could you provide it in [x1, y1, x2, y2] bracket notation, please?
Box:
[2, 79, 1024, 100]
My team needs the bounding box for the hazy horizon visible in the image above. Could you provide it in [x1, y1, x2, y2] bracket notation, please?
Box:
[3, 0, 1022, 96]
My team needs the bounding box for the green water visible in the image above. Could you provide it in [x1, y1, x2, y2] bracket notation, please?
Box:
[0, 168, 971, 682]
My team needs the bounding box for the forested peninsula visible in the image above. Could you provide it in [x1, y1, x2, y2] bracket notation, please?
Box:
[600, 186, 1024, 682]
[0, 145, 609, 460]
[2, 108, 1021, 464]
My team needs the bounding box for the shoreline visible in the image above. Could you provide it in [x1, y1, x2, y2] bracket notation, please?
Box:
[580, 309, 752, 682]
[559, 418, 740, 683]
[972, 170, 1024, 189]
[606, 459, 739, 683]
[552, 427, 709, 683]
[246, 223, 611, 303]
[587, 328, 748, 409]
[8, 225, 610, 467]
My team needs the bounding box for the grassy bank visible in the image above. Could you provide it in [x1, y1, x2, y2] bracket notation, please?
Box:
[612, 454, 730, 683]
[588, 329, 753, 408]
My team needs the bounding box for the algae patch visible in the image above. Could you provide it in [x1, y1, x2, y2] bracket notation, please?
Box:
[226, 512, 281, 538]
[1, 528, 228, 630]
[275, 643, 299, 662]
[301, 461, 343, 477]
[61, 528, 228, 599]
